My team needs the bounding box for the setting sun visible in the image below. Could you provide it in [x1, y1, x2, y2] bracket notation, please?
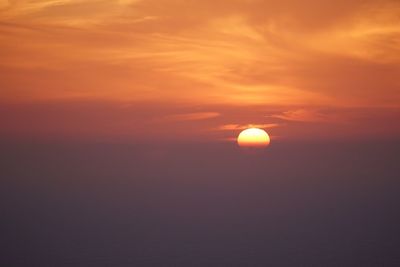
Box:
[237, 128, 270, 148]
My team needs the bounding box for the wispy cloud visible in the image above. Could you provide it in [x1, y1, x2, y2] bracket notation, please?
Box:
[166, 112, 220, 121]
[270, 109, 330, 122]
[1, 0, 399, 106]
[218, 123, 279, 131]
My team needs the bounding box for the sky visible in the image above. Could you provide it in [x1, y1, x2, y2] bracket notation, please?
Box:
[1, 0, 400, 142]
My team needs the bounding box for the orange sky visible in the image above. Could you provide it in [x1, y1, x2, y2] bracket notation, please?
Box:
[1, 0, 400, 142]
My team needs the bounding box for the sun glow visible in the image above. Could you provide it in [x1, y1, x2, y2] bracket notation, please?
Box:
[237, 128, 270, 148]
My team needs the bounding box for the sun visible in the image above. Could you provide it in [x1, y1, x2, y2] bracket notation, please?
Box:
[237, 128, 270, 148]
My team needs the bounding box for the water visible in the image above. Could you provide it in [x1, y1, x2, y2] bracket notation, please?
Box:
[1, 140, 399, 266]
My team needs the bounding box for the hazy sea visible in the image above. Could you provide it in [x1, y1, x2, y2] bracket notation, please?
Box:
[1, 140, 399, 266]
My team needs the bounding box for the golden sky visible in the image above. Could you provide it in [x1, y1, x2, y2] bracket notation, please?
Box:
[1, 0, 400, 142]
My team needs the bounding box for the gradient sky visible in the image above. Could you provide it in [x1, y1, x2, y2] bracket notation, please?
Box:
[1, 0, 400, 142]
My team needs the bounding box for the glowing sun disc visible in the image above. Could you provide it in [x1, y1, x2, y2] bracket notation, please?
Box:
[237, 128, 270, 148]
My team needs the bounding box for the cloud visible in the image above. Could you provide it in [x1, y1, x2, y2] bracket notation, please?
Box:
[1, 100, 400, 142]
[166, 112, 220, 121]
[1, 0, 399, 107]
[270, 109, 330, 122]
[218, 123, 279, 131]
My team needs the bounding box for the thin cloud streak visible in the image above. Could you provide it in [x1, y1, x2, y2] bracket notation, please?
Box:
[166, 112, 221, 121]
[270, 109, 330, 122]
[218, 123, 280, 131]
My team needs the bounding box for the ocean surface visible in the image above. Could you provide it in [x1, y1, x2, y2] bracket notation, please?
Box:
[1, 140, 399, 266]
